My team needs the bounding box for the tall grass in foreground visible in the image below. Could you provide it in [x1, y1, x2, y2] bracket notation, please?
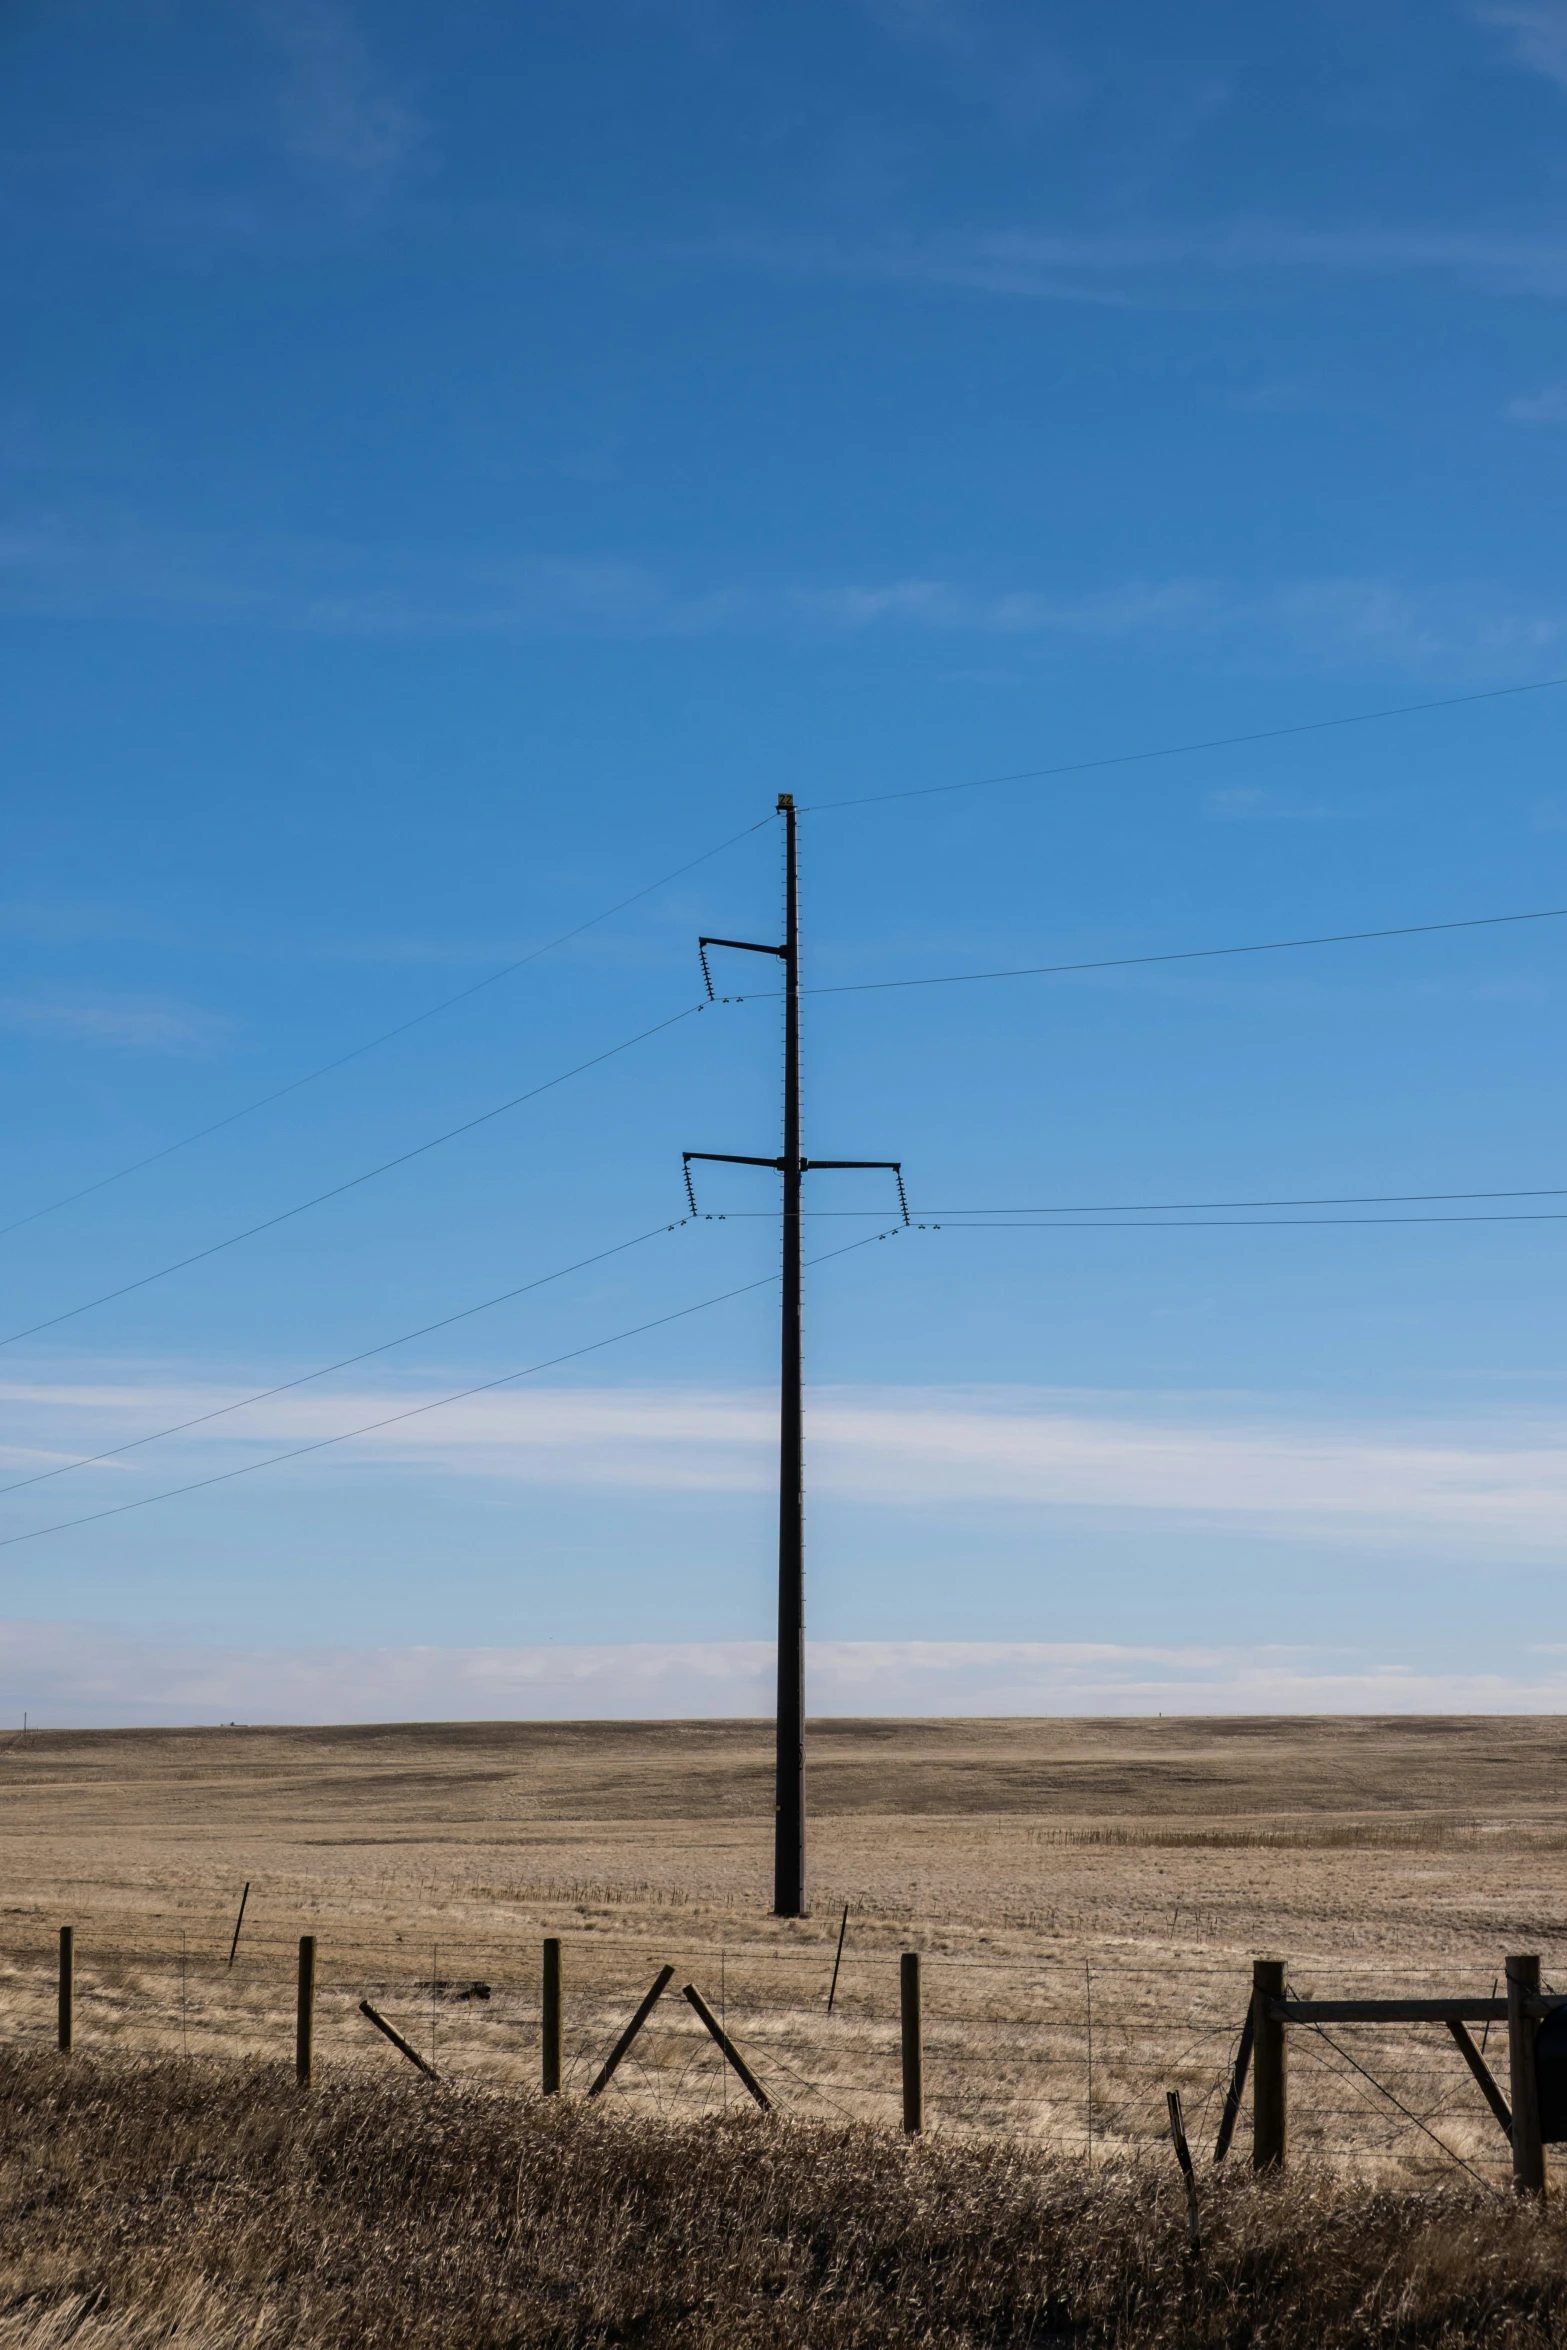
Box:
[2, 2050, 1567, 2346]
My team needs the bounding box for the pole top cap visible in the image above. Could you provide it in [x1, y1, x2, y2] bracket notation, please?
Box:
[776, 792, 794, 811]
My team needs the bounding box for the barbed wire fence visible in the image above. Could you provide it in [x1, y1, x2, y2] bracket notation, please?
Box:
[0, 1915, 1529, 2185]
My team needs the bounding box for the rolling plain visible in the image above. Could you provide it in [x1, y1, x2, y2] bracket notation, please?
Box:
[2, 1711, 1563, 2176]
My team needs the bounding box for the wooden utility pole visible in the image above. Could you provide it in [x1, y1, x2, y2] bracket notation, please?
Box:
[686, 798, 906, 1919]
[776, 795, 805, 1918]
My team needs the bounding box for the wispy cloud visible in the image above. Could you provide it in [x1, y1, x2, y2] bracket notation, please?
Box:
[1506, 383, 1567, 421]
[254, 0, 425, 209]
[8, 1380, 1567, 1561]
[856, 0, 1094, 131]
[1202, 785, 1358, 823]
[0, 997, 222, 1054]
[1476, 3, 1567, 92]
[693, 217, 1567, 303]
[0, 519, 1560, 675]
[3, 1620, 1565, 1726]
[0, 0, 425, 257]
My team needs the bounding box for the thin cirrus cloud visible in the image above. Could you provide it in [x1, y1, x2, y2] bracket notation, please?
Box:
[1506, 383, 1567, 421]
[0, 997, 222, 1054]
[254, 0, 425, 204]
[693, 219, 1567, 302]
[6, 1379, 1567, 1560]
[0, 0, 424, 254]
[3, 1620, 1566, 1724]
[0, 522, 1560, 673]
[1476, 3, 1567, 92]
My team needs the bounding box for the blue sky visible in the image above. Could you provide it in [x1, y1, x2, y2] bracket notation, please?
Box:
[7, 0, 1567, 1722]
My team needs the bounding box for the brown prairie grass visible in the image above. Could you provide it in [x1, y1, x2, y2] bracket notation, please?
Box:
[3, 1716, 1566, 2182]
[0, 2047, 1564, 2348]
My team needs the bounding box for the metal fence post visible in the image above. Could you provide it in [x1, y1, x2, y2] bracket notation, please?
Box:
[1508, 1952, 1546, 2195]
[296, 1935, 316, 2087]
[542, 1937, 562, 2095]
[900, 1951, 923, 2135]
[57, 1926, 73, 2054]
[1252, 1956, 1287, 2172]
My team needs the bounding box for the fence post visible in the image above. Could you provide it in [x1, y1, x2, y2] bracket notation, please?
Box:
[57, 1926, 73, 2054]
[296, 1935, 316, 2087]
[900, 1951, 923, 2135]
[1252, 1957, 1287, 2172]
[542, 1937, 562, 2095]
[1508, 1952, 1546, 2196]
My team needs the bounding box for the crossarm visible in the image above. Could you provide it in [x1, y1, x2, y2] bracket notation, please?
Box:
[802, 1158, 909, 1224]
[698, 935, 785, 998]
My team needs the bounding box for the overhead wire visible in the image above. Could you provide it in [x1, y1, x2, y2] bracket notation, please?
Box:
[800, 671, 1567, 813]
[924, 1211, 1567, 1229]
[705, 1185, 1567, 1218]
[782, 904, 1567, 1000]
[0, 814, 775, 1243]
[0, 1221, 688, 1498]
[10, 673, 1567, 1244]
[914, 1186, 1567, 1214]
[0, 1000, 708, 1354]
[0, 1225, 910, 1552]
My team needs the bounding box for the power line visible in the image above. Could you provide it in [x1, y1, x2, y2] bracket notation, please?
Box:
[706, 1184, 1567, 1217]
[0, 1226, 908, 1553]
[10, 674, 1565, 1239]
[916, 1185, 1567, 1215]
[0, 816, 774, 1244]
[787, 904, 1567, 1001]
[0, 1002, 707, 1354]
[0, 1221, 687, 1499]
[801, 673, 1567, 813]
[930, 1211, 1567, 1228]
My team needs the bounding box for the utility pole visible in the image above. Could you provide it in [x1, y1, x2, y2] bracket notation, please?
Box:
[777, 791, 805, 1920]
[685, 794, 907, 1917]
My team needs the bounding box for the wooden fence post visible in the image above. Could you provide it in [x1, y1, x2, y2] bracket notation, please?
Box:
[1508, 1952, 1546, 2196]
[57, 1927, 73, 2054]
[900, 1951, 924, 2136]
[296, 1935, 316, 2087]
[1252, 1957, 1287, 2172]
[542, 1937, 562, 2096]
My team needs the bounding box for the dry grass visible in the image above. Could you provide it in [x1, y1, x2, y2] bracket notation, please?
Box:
[6, 2048, 1567, 2347]
[1, 1715, 1564, 2184]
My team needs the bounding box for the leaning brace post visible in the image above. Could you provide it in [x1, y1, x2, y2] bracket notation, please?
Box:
[588, 1965, 674, 2098]
[1166, 2089, 1202, 2255]
[900, 1951, 924, 2136]
[1446, 2019, 1513, 2140]
[1213, 2004, 1254, 2163]
[542, 1937, 563, 2095]
[57, 1926, 73, 2054]
[1252, 1957, 1287, 2172]
[295, 1935, 316, 2086]
[359, 1999, 439, 2081]
[1508, 1953, 1546, 2195]
[227, 1881, 250, 1970]
[682, 1983, 771, 2109]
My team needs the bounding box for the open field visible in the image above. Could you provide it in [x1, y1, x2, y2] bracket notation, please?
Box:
[2, 1714, 1565, 2184]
